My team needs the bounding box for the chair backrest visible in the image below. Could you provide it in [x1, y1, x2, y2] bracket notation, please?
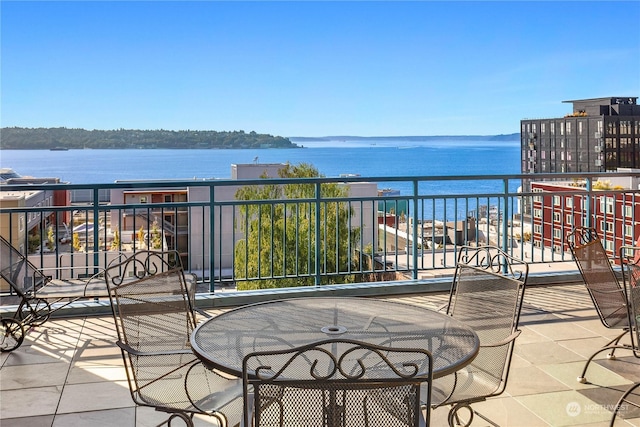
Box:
[0, 235, 48, 297]
[447, 245, 527, 396]
[243, 339, 432, 427]
[105, 250, 196, 380]
[568, 227, 628, 329]
[620, 246, 640, 358]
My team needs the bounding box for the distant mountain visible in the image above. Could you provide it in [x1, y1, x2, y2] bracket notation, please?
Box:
[289, 133, 520, 142]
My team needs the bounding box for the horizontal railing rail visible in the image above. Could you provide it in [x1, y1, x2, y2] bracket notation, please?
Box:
[1, 172, 638, 297]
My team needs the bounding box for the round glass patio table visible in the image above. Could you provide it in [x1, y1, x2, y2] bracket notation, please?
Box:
[191, 297, 479, 379]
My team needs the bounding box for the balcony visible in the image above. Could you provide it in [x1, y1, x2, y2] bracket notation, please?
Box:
[1, 172, 639, 425]
[1, 279, 639, 426]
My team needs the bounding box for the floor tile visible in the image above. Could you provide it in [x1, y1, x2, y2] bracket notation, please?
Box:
[0, 415, 55, 427]
[66, 361, 128, 384]
[0, 361, 69, 390]
[515, 340, 585, 365]
[505, 364, 571, 396]
[525, 320, 599, 341]
[539, 360, 634, 390]
[579, 384, 640, 421]
[52, 407, 135, 427]
[0, 386, 63, 419]
[517, 390, 613, 426]
[557, 336, 615, 360]
[57, 380, 134, 413]
[2, 342, 75, 366]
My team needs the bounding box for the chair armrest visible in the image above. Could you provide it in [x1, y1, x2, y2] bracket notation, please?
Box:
[479, 330, 521, 348]
[116, 341, 194, 357]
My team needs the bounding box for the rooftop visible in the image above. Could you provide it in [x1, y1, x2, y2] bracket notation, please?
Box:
[1, 281, 639, 427]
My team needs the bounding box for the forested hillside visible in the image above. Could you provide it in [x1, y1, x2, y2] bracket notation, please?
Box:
[0, 127, 299, 150]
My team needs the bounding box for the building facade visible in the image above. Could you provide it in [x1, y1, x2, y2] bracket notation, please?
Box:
[522, 97, 640, 176]
[530, 173, 640, 261]
[110, 163, 379, 277]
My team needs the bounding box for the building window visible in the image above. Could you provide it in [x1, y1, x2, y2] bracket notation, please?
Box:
[566, 197, 573, 208]
[600, 197, 614, 214]
[553, 229, 562, 239]
[553, 245, 562, 253]
[140, 196, 148, 204]
[534, 209, 542, 218]
[553, 212, 561, 222]
[19, 216, 24, 232]
[553, 196, 560, 206]
[601, 221, 614, 232]
[625, 205, 633, 218]
[534, 224, 541, 234]
[566, 215, 573, 225]
[604, 240, 614, 251]
[164, 195, 173, 203]
[582, 217, 589, 227]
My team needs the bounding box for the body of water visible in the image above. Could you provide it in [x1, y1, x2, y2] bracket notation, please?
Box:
[0, 139, 520, 185]
[1, 139, 522, 220]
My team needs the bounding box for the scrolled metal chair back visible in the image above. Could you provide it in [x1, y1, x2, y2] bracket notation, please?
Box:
[567, 227, 628, 329]
[243, 338, 432, 427]
[439, 245, 527, 407]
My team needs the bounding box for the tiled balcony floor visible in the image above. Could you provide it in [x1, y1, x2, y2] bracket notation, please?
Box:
[1, 283, 639, 427]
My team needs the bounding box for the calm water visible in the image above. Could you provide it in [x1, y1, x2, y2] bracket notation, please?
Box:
[0, 139, 521, 199]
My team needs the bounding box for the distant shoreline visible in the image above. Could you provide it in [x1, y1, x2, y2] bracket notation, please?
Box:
[289, 133, 520, 143]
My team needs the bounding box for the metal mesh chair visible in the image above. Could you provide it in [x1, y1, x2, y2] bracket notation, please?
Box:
[427, 245, 527, 427]
[610, 246, 640, 426]
[567, 227, 631, 383]
[242, 338, 433, 427]
[105, 251, 243, 427]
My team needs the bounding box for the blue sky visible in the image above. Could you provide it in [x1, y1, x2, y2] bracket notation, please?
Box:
[2, 1, 639, 137]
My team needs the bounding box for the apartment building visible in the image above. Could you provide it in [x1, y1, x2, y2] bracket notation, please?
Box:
[530, 172, 640, 260]
[110, 163, 378, 277]
[0, 170, 70, 253]
[521, 97, 640, 177]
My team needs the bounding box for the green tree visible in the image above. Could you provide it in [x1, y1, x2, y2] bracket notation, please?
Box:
[234, 163, 361, 290]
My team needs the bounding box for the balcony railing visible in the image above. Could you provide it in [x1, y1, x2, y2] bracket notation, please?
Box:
[2, 171, 639, 297]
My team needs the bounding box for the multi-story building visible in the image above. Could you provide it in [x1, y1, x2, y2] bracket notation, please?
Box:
[522, 97, 640, 177]
[530, 171, 640, 260]
[110, 163, 378, 277]
[0, 169, 70, 253]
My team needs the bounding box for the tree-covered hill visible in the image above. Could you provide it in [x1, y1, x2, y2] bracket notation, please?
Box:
[0, 127, 300, 150]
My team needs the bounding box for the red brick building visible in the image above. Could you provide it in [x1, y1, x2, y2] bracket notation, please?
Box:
[531, 174, 640, 260]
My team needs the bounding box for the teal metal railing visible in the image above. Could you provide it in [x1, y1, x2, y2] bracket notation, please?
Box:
[1, 172, 639, 294]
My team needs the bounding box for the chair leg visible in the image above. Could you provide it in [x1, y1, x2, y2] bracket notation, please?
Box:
[448, 403, 473, 427]
[165, 412, 195, 427]
[609, 382, 640, 427]
[447, 403, 499, 427]
[577, 330, 630, 383]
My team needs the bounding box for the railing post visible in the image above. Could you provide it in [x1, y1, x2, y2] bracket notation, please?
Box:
[315, 182, 322, 286]
[586, 177, 593, 229]
[209, 184, 216, 292]
[92, 187, 100, 272]
[501, 178, 510, 273]
[412, 180, 419, 279]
